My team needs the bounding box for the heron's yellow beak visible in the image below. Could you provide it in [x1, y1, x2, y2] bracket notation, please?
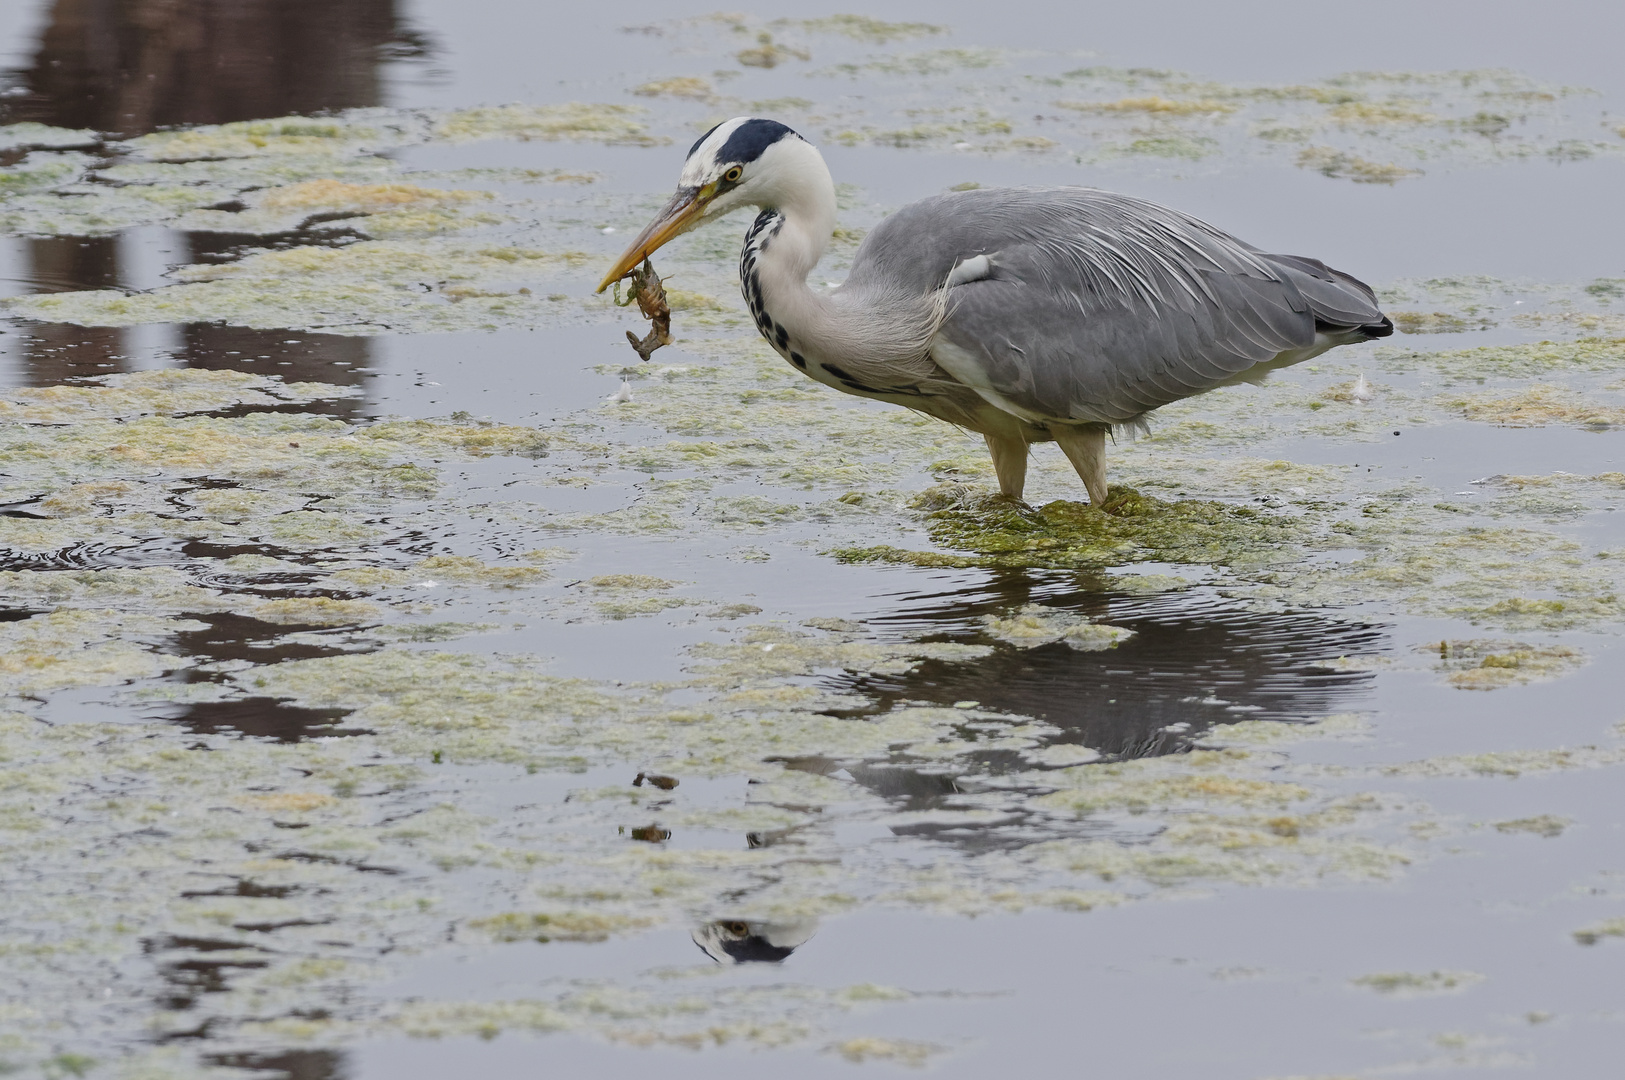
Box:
[595, 184, 715, 293]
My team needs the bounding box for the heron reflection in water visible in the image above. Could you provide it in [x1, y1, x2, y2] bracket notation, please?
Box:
[601, 118, 1391, 504]
[693, 919, 818, 964]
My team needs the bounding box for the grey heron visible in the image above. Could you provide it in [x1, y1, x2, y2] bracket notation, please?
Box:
[598, 118, 1392, 505]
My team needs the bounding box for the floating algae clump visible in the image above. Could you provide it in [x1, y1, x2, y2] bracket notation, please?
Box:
[588, 574, 690, 619]
[0, 122, 97, 149]
[820, 48, 1004, 77]
[1431, 639, 1587, 689]
[836, 485, 1305, 572]
[1379, 337, 1625, 379]
[1493, 814, 1569, 837]
[4, 240, 586, 333]
[176, 178, 499, 238]
[0, 150, 90, 194]
[1573, 918, 1625, 946]
[0, 609, 186, 695]
[1351, 970, 1486, 996]
[1385, 744, 1625, 778]
[829, 1038, 944, 1066]
[1117, 134, 1221, 159]
[1445, 385, 1625, 428]
[1390, 311, 1496, 334]
[468, 910, 653, 943]
[791, 15, 945, 41]
[130, 115, 401, 160]
[1328, 100, 1437, 127]
[1297, 146, 1422, 183]
[1059, 96, 1238, 116]
[433, 103, 664, 146]
[414, 555, 550, 587]
[0, 367, 355, 422]
[1037, 764, 1312, 816]
[262, 178, 488, 212]
[632, 77, 717, 100]
[980, 604, 1135, 651]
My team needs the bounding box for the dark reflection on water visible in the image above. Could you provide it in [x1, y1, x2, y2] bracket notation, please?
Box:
[693, 919, 818, 965]
[182, 325, 373, 417]
[151, 613, 371, 740]
[25, 234, 119, 293]
[180, 878, 301, 900]
[3, 316, 377, 410]
[836, 575, 1384, 761]
[170, 232, 374, 413]
[152, 697, 365, 742]
[144, 934, 274, 1014]
[204, 1051, 349, 1080]
[10, 236, 127, 384]
[170, 612, 358, 667]
[3, 0, 423, 135]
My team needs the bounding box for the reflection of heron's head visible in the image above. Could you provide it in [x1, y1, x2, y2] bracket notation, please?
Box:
[692, 918, 818, 964]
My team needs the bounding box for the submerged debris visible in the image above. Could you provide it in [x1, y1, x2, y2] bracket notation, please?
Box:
[634, 772, 679, 790]
[615, 258, 674, 361]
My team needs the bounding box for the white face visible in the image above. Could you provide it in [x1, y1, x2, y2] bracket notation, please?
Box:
[678, 117, 755, 188]
[596, 117, 817, 292]
[676, 117, 804, 223]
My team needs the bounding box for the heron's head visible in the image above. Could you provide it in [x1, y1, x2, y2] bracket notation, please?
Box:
[596, 117, 822, 292]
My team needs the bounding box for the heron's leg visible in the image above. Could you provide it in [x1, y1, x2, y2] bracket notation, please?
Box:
[1052, 424, 1108, 506]
[983, 431, 1029, 500]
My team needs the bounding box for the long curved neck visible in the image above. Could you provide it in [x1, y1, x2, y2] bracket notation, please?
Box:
[743, 140, 836, 339]
[742, 141, 938, 382]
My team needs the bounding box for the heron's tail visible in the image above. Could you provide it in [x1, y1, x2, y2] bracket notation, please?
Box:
[1262, 252, 1391, 339]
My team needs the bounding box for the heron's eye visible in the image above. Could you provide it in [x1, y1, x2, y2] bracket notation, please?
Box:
[723, 166, 744, 183]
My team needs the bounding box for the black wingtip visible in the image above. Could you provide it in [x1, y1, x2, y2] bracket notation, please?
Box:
[1363, 316, 1395, 339]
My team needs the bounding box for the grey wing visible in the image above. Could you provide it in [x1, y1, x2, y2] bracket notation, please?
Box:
[843, 187, 1389, 425]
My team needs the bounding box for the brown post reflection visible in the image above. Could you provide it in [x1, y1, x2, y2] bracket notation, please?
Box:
[17, 236, 126, 383]
[203, 1049, 348, 1080]
[175, 231, 371, 415]
[2, 0, 423, 397]
[8, 0, 413, 135]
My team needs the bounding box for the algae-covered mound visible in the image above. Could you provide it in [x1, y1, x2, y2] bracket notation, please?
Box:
[836, 484, 1306, 571]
